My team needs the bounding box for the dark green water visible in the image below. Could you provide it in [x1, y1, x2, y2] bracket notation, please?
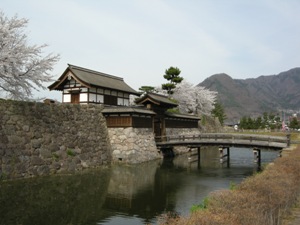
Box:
[0, 147, 278, 225]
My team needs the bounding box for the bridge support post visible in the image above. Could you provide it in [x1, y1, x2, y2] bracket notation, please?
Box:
[197, 147, 200, 169]
[226, 147, 230, 168]
[188, 146, 201, 168]
[253, 148, 261, 168]
[219, 147, 223, 163]
[219, 146, 230, 167]
[287, 133, 291, 147]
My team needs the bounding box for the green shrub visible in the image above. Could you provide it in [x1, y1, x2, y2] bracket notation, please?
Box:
[190, 197, 210, 212]
[229, 181, 237, 190]
[52, 153, 59, 161]
[66, 148, 76, 157]
[0, 172, 7, 181]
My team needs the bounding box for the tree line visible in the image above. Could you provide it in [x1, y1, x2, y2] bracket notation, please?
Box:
[239, 113, 281, 130]
[238, 112, 300, 130]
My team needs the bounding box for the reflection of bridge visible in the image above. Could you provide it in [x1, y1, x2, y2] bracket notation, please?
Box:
[156, 133, 290, 168]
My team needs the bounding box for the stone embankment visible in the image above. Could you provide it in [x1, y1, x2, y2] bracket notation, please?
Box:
[166, 128, 202, 154]
[108, 127, 161, 163]
[0, 99, 202, 180]
[0, 99, 111, 179]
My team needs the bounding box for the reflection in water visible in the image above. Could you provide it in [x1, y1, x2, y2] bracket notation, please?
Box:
[0, 169, 112, 225]
[0, 147, 278, 225]
[103, 160, 166, 224]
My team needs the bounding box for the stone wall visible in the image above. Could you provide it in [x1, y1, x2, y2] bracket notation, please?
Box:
[166, 128, 201, 136]
[107, 127, 162, 163]
[0, 99, 204, 179]
[0, 99, 111, 179]
[166, 128, 201, 155]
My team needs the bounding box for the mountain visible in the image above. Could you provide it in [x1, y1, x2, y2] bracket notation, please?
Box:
[199, 68, 300, 123]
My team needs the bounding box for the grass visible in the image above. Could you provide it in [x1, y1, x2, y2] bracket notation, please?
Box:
[229, 181, 237, 190]
[190, 183, 236, 213]
[231, 130, 300, 139]
[190, 197, 210, 212]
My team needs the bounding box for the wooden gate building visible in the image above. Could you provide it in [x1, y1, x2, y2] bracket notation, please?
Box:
[48, 64, 139, 105]
[135, 93, 200, 139]
[48, 65, 200, 139]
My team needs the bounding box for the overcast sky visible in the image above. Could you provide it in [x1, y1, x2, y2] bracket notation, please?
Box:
[2, 0, 300, 100]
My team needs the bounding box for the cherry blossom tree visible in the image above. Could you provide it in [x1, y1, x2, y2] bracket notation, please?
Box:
[0, 11, 59, 100]
[172, 80, 217, 115]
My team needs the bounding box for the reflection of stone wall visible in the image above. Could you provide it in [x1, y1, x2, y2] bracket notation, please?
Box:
[108, 161, 160, 195]
[105, 160, 161, 209]
[166, 128, 201, 155]
[0, 169, 111, 225]
[0, 99, 111, 179]
[108, 127, 162, 163]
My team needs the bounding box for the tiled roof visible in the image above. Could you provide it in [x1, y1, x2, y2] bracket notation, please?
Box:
[102, 106, 156, 115]
[135, 93, 178, 107]
[48, 64, 139, 95]
[165, 112, 201, 120]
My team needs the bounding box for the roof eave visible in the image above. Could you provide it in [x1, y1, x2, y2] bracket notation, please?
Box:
[48, 67, 70, 90]
[48, 67, 94, 91]
[166, 112, 201, 120]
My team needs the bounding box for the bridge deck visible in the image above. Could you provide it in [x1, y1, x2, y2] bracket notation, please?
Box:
[156, 133, 289, 150]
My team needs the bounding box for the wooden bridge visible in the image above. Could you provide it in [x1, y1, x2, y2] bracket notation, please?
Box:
[156, 133, 290, 150]
[156, 133, 290, 168]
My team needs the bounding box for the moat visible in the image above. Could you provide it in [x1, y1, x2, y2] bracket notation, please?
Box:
[0, 147, 278, 225]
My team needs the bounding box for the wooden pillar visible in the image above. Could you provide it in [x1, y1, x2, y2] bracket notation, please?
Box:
[226, 147, 230, 168]
[219, 146, 224, 163]
[219, 146, 230, 167]
[197, 147, 201, 169]
[287, 133, 291, 147]
[161, 116, 166, 140]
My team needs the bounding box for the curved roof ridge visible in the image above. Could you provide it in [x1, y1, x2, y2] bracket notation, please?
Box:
[68, 64, 123, 81]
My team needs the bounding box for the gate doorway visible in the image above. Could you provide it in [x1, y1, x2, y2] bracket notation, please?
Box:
[71, 93, 80, 104]
[154, 119, 161, 138]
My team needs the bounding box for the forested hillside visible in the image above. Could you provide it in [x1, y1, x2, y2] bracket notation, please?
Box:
[199, 68, 300, 123]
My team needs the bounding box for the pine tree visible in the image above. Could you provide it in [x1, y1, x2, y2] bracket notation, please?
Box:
[211, 102, 226, 125]
[138, 86, 156, 94]
[161, 67, 183, 95]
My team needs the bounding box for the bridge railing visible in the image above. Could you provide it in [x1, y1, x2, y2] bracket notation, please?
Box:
[155, 133, 290, 147]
